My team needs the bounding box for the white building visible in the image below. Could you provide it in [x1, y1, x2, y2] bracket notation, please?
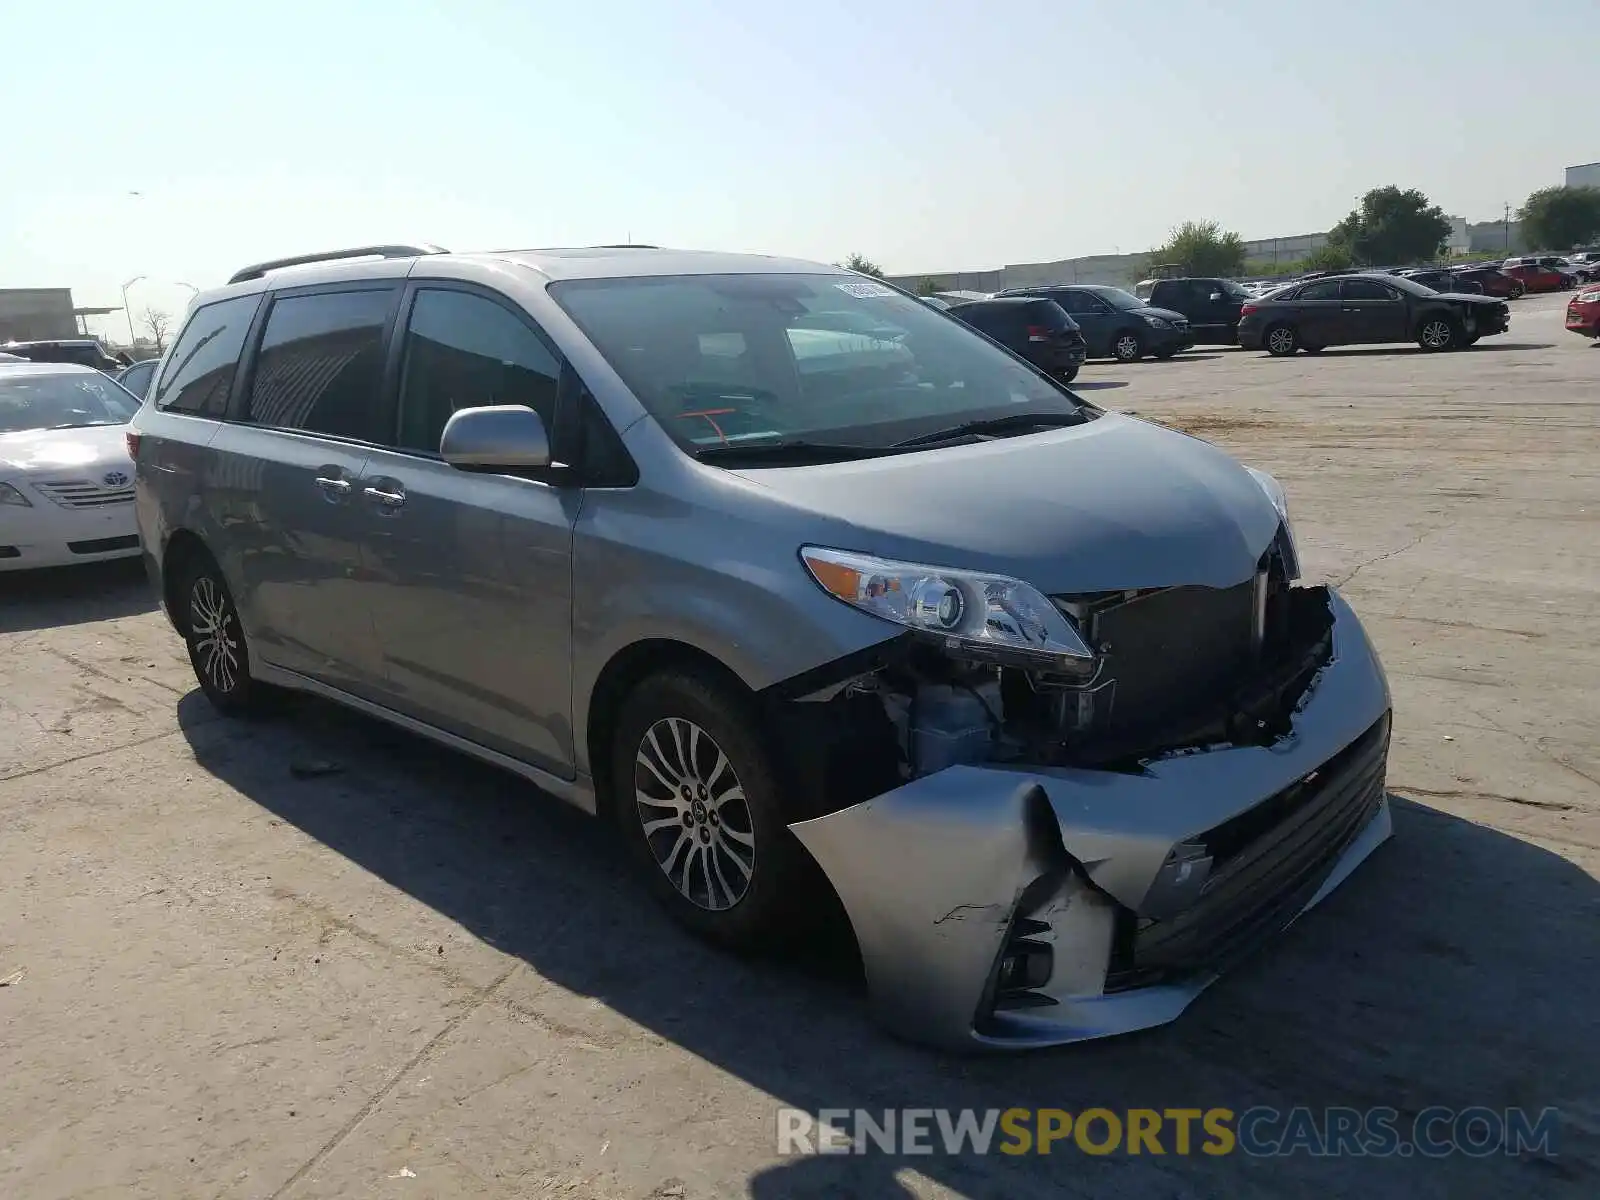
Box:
[1566, 162, 1600, 189]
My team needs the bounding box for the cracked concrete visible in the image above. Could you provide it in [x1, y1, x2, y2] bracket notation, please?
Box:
[1, 293, 1597, 1198]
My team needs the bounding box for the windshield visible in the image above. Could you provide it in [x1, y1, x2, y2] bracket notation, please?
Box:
[1384, 274, 1439, 298]
[1091, 287, 1146, 310]
[0, 371, 137, 434]
[550, 273, 1084, 457]
[1222, 281, 1253, 300]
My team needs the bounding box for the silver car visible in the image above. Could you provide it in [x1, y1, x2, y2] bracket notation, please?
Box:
[130, 243, 1394, 1051]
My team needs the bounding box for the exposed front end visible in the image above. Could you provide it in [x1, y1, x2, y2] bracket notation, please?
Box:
[784, 574, 1393, 1051]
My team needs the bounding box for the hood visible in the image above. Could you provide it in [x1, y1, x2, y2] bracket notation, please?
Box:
[0, 423, 132, 475]
[733, 413, 1280, 593]
[1435, 291, 1499, 304]
[1141, 305, 1190, 322]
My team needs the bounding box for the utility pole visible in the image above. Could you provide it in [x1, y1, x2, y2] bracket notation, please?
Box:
[1504, 202, 1511, 251]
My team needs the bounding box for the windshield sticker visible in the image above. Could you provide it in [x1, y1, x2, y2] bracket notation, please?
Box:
[835, 280, 896, 299]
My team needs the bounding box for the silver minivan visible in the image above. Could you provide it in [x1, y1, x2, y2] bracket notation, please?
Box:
[131, 244, 1394, 1051]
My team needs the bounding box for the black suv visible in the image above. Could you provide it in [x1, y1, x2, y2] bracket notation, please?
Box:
[1145, 278, 1253, 345]
[944, 297, 1087, 381]
[995, 284, 1193, 362]
[0, 338, 129, 373]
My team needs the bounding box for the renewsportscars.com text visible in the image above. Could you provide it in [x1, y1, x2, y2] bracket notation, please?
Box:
[776, 1106, 1560, 1158]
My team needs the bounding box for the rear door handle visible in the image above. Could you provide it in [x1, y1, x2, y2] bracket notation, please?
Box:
[313, 475, 352, 497]
[363, 486, 406, 508]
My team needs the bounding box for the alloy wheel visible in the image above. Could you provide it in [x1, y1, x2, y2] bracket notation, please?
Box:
[1420, 319, 1453, 349]
[1113, 334, 1140, 361]
[1267, 327, 1296, 355]
[190, 575, 241, 694]
[634, 717, 756, 912]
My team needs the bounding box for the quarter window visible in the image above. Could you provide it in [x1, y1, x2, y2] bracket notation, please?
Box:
[395, 289, 562, 453]
[151, 294, 261, 416]
[243, 289, 395, 440]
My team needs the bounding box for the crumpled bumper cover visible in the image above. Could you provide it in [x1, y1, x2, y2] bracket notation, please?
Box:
[790, 587, 1393, 1051]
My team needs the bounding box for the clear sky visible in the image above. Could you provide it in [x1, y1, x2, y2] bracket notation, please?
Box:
[3, 0, 1595, 340]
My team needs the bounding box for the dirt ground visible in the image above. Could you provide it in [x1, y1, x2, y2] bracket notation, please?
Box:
[3, 293, 1597, 1199]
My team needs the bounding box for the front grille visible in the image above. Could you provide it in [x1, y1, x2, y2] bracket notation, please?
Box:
[1075, 580, 1258, 740]
[68, 534, 140, 555]
[1105, 713, 1390, 991]
[33, 479, 135, 509]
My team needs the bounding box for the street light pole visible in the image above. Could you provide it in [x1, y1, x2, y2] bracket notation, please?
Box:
[120, 275, 146, 346]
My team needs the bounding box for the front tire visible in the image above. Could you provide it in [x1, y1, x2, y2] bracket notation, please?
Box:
[178, 553, 266, 716]
[1111, 330, 1144, 362]
[1265, 324, 1299, 356]
[612, 671, 811, 952]
[1418, 316, 1458, 351]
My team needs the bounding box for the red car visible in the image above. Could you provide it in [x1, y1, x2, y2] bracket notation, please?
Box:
[1566, 287, 1600, 338]
[1502, 259, 1572, 293]
[1451, 267, 1524, 299]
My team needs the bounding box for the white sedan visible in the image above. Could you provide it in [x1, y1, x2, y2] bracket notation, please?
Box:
[0, 362, 142, 570]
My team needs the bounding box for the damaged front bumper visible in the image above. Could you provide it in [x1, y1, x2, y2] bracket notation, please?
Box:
[789, 587, 1392, 1051]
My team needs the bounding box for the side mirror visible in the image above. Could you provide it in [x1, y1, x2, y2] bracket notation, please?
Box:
[1209, 292, 1224, 302]
[439, 405, 551, 471]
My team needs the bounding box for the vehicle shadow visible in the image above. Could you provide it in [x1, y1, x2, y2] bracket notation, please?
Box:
[177, 697, 1599, 1197]
[0, 558, 156, 634]
[1251, 342, 1557, 359]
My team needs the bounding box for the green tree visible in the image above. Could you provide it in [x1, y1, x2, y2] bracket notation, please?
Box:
[1301, 243, 1355, 272]
[1327, 186, 1452, 266]
[1150, 220, 1246, 276]
[914, 277, 942, 296]
[838, 253, 887, 278]
[1517, 185, 1600, 251]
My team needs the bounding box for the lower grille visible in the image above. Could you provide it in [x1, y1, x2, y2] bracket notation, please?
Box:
[1105, 713, 1390, 991]
[68, 534, 140, 555]
[34, 479, 135, 508]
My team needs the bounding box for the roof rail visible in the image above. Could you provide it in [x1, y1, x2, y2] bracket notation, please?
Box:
[228, 243, 448, 285]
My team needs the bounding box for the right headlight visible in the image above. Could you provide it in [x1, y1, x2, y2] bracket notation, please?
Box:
[0, 482, 32, 507]
[800, 546, 1094, 668]
[1244, 466, 1301, 578]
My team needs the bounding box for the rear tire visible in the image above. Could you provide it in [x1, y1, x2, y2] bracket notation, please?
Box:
[178, 552, 268, 716]
[1265, 324, 1299, 356]
[1057, 364, 1080, 383]
[1153, 347, 1179, 360]
[611, 670, 813, 953]
[1111, 330, 1144, 362]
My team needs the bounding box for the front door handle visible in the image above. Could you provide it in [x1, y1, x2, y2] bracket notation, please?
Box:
[313, 475, 352, 497]
[363, 486, 406, 508]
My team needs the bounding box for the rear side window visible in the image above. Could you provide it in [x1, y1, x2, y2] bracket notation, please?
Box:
[1342, 279, 1397, 300]
[396, 288, 561, 453]
[1297, 280, 1342, 301]
[152, 295, 261, 416]
[244, 288, 395, 440]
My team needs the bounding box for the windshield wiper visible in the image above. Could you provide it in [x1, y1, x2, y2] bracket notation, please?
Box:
[693, 439, 892, 465]
[891, 410, 1085, 449]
